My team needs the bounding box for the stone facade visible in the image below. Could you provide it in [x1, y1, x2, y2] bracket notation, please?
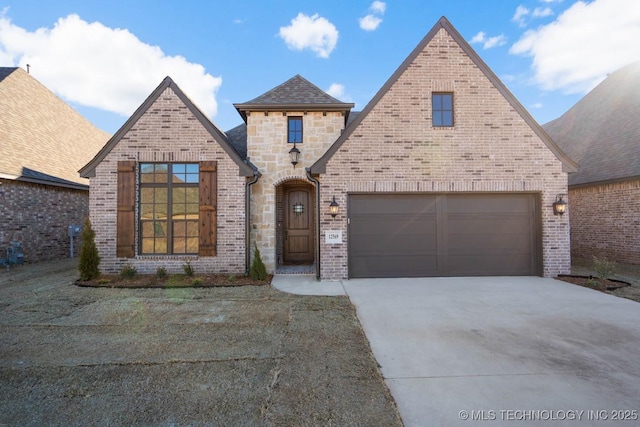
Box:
[88, 87, 247, 275]
[0, 179, 88, 262]
[317, 27, 571, 279]
[569, 180, 640, 264]
[246, 112, 346, 272]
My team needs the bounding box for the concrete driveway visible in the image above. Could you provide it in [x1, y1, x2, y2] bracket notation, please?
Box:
[272, 276, 640, 426]
[341, 277, 640, 426]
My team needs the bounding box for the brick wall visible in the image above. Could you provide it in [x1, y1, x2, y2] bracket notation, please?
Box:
[318, 28, 571, 279]
[89, 87, 247, 275]
[569, 180, 640, 264]
[0, 179, 88, 262]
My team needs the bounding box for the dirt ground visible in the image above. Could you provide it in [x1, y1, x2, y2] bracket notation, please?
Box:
[0, 259, 402, 427]
[566, 257, 640, 303]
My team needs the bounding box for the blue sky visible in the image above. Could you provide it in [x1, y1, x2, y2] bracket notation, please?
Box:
[1, 0, 639, 134]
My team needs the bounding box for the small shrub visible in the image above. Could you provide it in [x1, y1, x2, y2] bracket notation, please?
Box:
[592, 255, 616, 281]
[191, 277, 203, 286]
[97, 278, 110, 285]
[78, 217, 100, 281]
[183, 261, 195, 277]
[585, 278, 601, 289]
[250, 244, 267, 281]
[120, 264, 137, 279]
[227, 275, 236, 283]
[156, 267, 168, 279]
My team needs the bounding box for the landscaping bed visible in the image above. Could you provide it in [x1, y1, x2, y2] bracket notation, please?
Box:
[76, 273, 272, 288]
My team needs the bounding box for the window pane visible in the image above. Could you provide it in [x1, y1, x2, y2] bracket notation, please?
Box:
[141, 164, 155, 183]
[140, 204, 154, 219]
[173, 164, 186, 174]
[173, 237, 186, 254]
[432, 95, 442, 110]
[442, 94, 452, 110]
[142, 238, 155, 253]
[186, 238, 198, 253]
[155, 238, 167, 254]
[443, 111, 453, 126]
[141, 188, 153, 203]
[154, 164, 168, 183]
[186, 164, 199, 174]
[173, 187, 186, 202]
[185, 188, 198, 203]
[154, 221, 167, 237]
[433, 111, 442, 126]
[141, 221, 154, 237]
[155, 203, 167, 219]
[186, 221, 198, 236]
[155, 188, 167, 203]
[174, 221, 186, 236]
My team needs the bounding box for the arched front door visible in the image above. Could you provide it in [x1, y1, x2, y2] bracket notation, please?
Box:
[284, 185, 314, 264]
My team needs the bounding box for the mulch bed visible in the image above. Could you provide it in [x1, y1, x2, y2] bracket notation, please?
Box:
[557, 275, 630, 292]
[76, 273, 272, 288]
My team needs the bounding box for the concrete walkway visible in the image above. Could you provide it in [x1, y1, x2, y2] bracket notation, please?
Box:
[272, 275, 640, 426]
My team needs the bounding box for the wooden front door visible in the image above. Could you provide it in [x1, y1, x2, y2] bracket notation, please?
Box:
[284, 186, 314, 263]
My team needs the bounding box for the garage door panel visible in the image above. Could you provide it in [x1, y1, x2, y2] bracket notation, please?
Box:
[350, 255, 438, 278]
[349, 193, 539, 278]
[447, 254, 533, 276]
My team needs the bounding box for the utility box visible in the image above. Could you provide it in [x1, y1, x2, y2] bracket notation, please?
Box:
[68, 225, 82, 237]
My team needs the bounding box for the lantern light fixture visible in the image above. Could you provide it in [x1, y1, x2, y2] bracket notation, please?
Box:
[552, 194, 568, 216]
[289, 144, 301, 168]
[329, 196, 339, 218]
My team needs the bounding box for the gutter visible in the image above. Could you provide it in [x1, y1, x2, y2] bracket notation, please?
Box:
[245, 169, 261, 275]
[305, 168, 321, 281]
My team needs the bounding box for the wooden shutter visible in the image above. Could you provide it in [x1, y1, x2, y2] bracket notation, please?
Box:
[116, 161, 136, 258]
[199, 161, 217, 256]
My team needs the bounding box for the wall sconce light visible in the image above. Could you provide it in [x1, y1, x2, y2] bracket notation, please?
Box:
[289, 144, 300, 168]
[553, 194, 567, 216]
[293, 202, 304, 215]
[329, 196, 339, 217]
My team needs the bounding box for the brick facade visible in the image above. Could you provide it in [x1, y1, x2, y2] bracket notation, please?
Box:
[88, 87, 247, 275]
[317, 27, 571, 279]
[569, 180, 640, 264]
[0, 179, 88, 262]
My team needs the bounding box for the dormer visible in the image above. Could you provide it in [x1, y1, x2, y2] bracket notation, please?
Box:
[233, 75, 354, 173]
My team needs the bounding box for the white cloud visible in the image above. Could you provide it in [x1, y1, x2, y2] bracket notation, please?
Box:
[359, 15, 382, 31]
[370, 1, 386, 14]
[279, 13, 338, 58]
[510, 0, 640, 94]
[326, 83, 344, 98]
[512, 5, 530, 27]
[470, 31, 507, 50]
[359, 1, 386, 31]
[530, 102, 544, 109]
[533, 7, 554, 17]
[0, 13, 221, 118]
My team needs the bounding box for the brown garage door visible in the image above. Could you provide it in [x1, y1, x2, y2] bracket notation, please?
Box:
[348, 194, 540, 278]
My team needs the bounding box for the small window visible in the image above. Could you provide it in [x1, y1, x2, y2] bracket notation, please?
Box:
[288, 117, 303, 144]
[432, 93, 453, 127]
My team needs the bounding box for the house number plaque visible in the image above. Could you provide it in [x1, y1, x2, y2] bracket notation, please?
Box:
[325, 230, 342, 244]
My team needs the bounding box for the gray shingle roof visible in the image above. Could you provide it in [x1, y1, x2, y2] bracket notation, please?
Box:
[233, 75, 354, 122]
[544, 61, 640, 186]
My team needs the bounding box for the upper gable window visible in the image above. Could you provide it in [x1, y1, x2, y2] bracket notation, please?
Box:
[432, 93, 453, 127]
[288, 117, 303, 144]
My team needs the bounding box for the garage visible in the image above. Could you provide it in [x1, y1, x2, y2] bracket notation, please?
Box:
[348, 194, 541, 278]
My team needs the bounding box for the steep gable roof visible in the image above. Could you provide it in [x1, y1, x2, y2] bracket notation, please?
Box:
[80, 77, 255, 178]
[0, 67, 110, 188]
[233, 74, 354, 122]
[543, 61, 640, 186]
[310, 16, 577, 175]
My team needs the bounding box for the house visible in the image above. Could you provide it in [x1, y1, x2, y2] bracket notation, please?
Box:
[544, 62, 640, 265]
[0, 67, 110, 262]
[80, 17, 576, 280]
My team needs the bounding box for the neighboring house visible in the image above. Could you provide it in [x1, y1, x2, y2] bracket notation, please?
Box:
[80, 17, 576, 280]
[544, 62, 640, 265]
[0, 67, 110, 262]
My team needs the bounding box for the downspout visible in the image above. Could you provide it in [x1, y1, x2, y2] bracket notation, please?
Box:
[245, 169, 261, 275]
[305, 168, 321, 281]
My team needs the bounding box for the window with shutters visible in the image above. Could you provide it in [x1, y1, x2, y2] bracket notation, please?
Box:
[139, 163, 200, 254]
